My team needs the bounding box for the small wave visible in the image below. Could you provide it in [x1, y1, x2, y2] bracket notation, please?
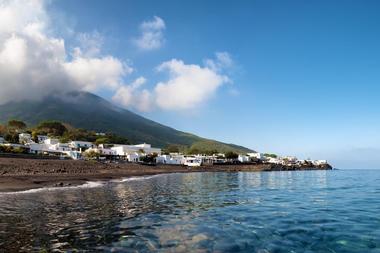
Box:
[1, 173, 172, 195]
[0, 181, 105, 195]
[112, 174, 163, 183]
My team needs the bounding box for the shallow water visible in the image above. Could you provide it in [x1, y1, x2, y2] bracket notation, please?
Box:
[0, 170, 380, 252]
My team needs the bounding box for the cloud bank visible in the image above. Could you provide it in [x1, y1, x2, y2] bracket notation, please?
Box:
[0, 0, 131, 104]
[0, 0, 234, 112]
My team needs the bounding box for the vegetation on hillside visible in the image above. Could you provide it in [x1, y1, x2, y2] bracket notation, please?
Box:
[0, 119, 26, 143]
[0, 120, 130, 145]
[0, 117, 253, 155]
[187, 139, 251, 155]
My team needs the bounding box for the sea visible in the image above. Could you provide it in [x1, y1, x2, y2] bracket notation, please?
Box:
[0, 170, 379, 252]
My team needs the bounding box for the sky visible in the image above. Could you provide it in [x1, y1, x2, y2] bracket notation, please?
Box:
[1, 0, 380, 169]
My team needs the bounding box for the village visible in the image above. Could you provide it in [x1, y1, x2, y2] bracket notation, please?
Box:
[0, 132, 329, 168]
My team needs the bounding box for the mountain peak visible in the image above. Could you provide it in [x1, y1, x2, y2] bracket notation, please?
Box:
[0, 91, 252, 153]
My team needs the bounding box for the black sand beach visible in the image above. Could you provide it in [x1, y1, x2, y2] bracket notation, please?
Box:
[0, 157, 332, 192]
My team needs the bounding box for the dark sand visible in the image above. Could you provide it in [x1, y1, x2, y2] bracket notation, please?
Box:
[0, 157, 331, 192]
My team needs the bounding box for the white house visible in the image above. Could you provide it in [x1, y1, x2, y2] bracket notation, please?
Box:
[37, 135, 49, 143]
[50, 142, 71, 152]
[27, 143, 50, 154]
[283, 156, 298, 163]
[156, 154, 184, 165]
[127, 152, 140, 162]
[19, 133, 32, 144]
[133, 143, 161, 155]
[267, 157, 282, 165]
[313, 160, 328, 166]
[63, 150, 82, 160]
[111, 145, 136, 156]
[69, 141, 94, 151]
[111, 143, 161, 157]
[0, 136, 5, 144]
[169, 155, 185, 165]
[85, 147, 117, 156]
[43, 138, 59, 145]
[247, 152, 265, 160]
[100, 148, 117, 156]
[184, 156, 202, 167]
[194, 155, 216, 165]
[238, 155, 251, 163]
[156, 155, 170, 164]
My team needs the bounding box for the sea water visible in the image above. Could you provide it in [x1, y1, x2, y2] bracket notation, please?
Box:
[0, 170, 379, 252]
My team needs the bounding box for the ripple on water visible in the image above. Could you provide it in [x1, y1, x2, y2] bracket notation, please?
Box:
[0, 170, 380, 252]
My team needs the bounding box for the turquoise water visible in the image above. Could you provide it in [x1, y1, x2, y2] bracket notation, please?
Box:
[0, 170, 380, 252]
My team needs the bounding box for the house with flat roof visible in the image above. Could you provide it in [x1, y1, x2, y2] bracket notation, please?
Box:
[69, 141, 94, 151]
[111, 143, 161, 157]
[19, 133, 32, 144]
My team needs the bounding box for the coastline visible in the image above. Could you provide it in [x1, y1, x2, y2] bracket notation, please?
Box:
[0, 157, 332, 192]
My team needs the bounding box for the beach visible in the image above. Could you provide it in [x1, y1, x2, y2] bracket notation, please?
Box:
[0, 157, 332, 192]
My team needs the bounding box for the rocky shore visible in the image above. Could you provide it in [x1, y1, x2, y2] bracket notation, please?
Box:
[0, 157, 332, 192]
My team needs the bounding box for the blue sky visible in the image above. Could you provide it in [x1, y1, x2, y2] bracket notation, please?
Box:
[2, 0, 380, 168]
[54, 0, 380, 169]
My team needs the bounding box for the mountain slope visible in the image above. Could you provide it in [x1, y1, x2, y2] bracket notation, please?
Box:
[0, 91, 252, 153]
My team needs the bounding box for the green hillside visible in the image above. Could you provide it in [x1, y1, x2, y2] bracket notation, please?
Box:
[0, 91, 253, 154]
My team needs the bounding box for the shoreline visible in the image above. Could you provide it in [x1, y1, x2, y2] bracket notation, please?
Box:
[0, 157, 332, 192]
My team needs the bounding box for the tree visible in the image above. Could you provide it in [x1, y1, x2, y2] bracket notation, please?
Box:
[140, 154, 156, 163]
[95, 137, 110, 145]
[0, 124, 6, 136]
[165, 144, 180, 153]
[4, 132, 19, 143]
[225, 151, 238, 160]
[31, 131, 40, 143]
[61, 128, 96, 142]
[188, 147, 200, 155]
[203, 149, 218, 156]
[264, 153, 277, 158]
[7, 120, 26, 131]
[0, 145, 13, 153]
[106, 133, 129, 144]
[83, 150, 100, 159]
[36, 121, 67, 137]
[59, 136, 70, 144]
[13, 146, 28, 154]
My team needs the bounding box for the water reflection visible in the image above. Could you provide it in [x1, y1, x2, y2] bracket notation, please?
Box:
[0, 170, 379, 252]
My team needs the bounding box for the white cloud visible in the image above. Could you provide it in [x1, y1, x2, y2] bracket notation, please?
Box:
[154, 59, 229, 110]
[0, 34, 27, 72]
[112, 77, 152, 112]
[112, 55, 233, 112]
[0, 0, 48, 35]
[0, 0, 235, 113]
[64, 56, 131, 92]
[0, 0, 132, 104]
[204, 51, 234, 73]
[134, 16, 166, 50]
